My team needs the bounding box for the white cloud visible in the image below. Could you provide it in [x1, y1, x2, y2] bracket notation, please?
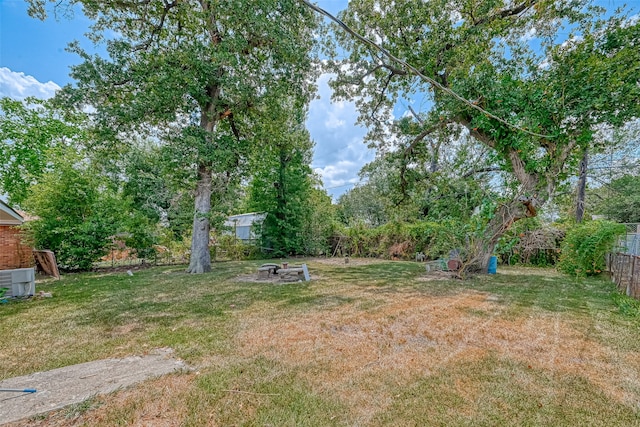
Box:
[560, 35, 583, 51]
[520, 27, 537, 42]
[324, 112, 346, 129]
[0, 67, 60, 100]
[537, 57, 552, 70]
[307, 73, 375, 199]
[314, 160, 361, 187]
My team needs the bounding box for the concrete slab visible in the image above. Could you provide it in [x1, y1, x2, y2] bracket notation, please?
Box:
[0, 348, 188, 425]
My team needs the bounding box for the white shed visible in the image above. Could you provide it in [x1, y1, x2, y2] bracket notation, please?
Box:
[223, 212, 266, 242]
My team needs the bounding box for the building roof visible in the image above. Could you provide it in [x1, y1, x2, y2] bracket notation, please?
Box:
[224, 212, 266, 228]
[0, 200, 24, 225]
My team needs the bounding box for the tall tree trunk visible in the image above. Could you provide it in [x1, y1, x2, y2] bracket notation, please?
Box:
[187, 164, 212, 273]
[463, 196, 541, 275]
[186, 100, 219, 274]
[575, 148, 589, 223]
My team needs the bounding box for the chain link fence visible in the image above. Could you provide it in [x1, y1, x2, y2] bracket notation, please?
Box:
[620, 224, 640, 256]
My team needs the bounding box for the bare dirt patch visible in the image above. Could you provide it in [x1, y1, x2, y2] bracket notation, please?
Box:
[234, 273, 318, 283]
[314, 257, 390, 267]
[417, 270, 460, 281]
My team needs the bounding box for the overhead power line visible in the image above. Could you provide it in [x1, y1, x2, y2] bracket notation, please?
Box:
[300, 0, 557, 139]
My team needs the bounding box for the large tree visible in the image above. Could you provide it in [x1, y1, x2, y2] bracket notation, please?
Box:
[244, 90, 320, 256]
[28, 0, 318, 273]
[325, 0, 640, 270]
[246, 130, 316, 256]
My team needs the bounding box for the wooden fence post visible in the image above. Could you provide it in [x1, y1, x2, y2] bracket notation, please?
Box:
[618, 255, 626, 292]
[627, 254, 631, 296]
[614, 254, 622, 291]
[631, 255, 638, 299]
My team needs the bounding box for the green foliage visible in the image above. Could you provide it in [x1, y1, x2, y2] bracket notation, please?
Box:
[0, 97, 87, 206]
[123, 213, 159, 259]
[300, 188, 338, 256]
[21, 151, 161, 270]
[591, 174, 640, 223]
[119, 145, 173, 224]
[495, 219, 564, 267]
[612, 293, 640, 317]
[334, 219, 466, 260]
[245, 126, 335, 257]
[329, 0, 640, 269]
[346, 135, 494, 225]
[22, 158, 124, 270]
[558, 220, 626, 277]
[337, 185, 388, 227]
[214, 235, 259, 261]
[247, 144, 310, 256]
[30, 0, 320, 273]
[0, 96, 169, 269]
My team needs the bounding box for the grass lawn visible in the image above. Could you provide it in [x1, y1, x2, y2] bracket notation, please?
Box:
[2, 259, 640, 426]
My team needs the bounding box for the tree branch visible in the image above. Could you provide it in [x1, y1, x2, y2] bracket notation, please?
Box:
[131, 0, 179, 52]
[300, 0, 555, 139]
[404, 123, 441, 156]
[461, 166, 501, 178]
[407, 105, 424, 124]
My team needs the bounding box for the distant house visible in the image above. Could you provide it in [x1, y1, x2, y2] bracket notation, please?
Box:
[0, 200, 33, 270]
[223, 212, 266, 242]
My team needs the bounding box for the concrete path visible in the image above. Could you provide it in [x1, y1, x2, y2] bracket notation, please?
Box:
[0, 348, 188, 425]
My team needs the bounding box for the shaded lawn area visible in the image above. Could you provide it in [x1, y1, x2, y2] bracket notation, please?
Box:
[1, 259, 639, 426]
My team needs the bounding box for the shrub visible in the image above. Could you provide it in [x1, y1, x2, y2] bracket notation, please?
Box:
[557, 220, 626, 277]
[23, 165, 123, 270]
[22, 159, 161, 270]
[331, 219, 466, 260]
[215, 235, 259, 261]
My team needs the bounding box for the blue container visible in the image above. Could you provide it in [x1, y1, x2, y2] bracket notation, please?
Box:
[488, 256, 498, 274]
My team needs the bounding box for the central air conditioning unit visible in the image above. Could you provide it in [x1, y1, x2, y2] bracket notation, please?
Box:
[0, 268, 36, 298]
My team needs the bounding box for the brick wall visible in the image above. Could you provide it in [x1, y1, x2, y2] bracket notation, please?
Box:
[0, 225, 33, 270]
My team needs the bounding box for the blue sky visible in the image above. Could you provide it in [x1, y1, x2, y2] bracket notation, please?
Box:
[0, 0, 369, 200]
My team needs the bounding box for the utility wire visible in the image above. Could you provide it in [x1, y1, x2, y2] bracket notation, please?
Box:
[301, 0, 557, 139]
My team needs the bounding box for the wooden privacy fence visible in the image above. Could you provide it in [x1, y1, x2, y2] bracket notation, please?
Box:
[607, 253, 640, 299]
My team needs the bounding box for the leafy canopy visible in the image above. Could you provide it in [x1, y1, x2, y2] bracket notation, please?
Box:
[0, 97, 87, 206]
[329, 0, 640, 203]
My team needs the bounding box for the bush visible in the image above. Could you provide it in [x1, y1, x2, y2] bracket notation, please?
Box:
[557, 220, 626, 277]
[214, 235, 260, 261]
[22, 159, 161, 270]
[332, 219, 466, 260]
[124, 213, 159, 259]
[22, 164, 123, 270]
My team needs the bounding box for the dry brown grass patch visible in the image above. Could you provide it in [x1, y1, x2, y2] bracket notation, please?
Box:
[314, 257, 389, 267]
[237, 289, 639, 419]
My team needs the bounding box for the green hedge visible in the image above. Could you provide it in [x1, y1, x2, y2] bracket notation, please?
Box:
[557, 220, 625, 277]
